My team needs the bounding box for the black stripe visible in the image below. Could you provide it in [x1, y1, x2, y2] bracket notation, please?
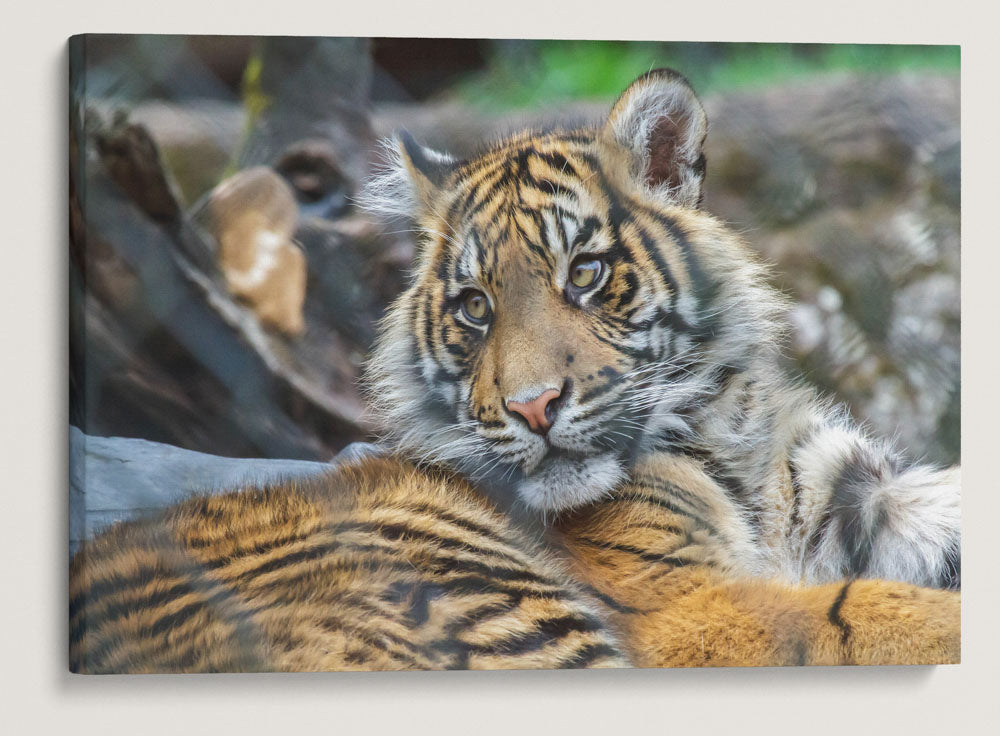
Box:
[223, 513, 540, 589]
[242, 545, 564, 609]
[236, 554, 417, 606]
[526, 172, 580, 201]
[558, 641, 622, 669]
[466, 614, 604, 657]
[584, 321, 642, 360]
[578, 378, 621, 404]
[225, 538, 344, 585]
[629, 218, 683, 322]
[360, 520, 529, 568]
[535, 150, 580, 180]
[634, 476, 714, 516]
[193, 528, 318, 565]
[70, 562, 177, 625]
[514, 217, 554, 269]
[423, 553, 561, 588]
[399, 502, 521, 551]
[702, 458, 763, 525]
[789, 460, 805, 532]
[639, 204, 719, 315]
[827, 447, 901, 577]
[587, 588, 642, 615]
[70, 578, 193, 645]
[430, 573, 570, 605]
[575, 536, 694, 567]
[317, 613, 427, 666]
[555, 208, 575, 251]
[420, 281, 438, 365]
[572, 216, 602, 249]
[608, 490, 716, 537]
[827, 581, 853, 647]
[941, 540, 961, 590]
[437, 600, 525, 644]
[82, 597, 214, 668]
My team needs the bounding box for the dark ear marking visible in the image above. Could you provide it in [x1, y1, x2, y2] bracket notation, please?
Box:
[399, 130, 457, 188]
[358, 131, 458, 219]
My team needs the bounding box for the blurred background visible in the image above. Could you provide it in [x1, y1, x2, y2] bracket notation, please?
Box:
[69, 36, 960, 468]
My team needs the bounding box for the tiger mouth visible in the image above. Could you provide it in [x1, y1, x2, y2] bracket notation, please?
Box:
[519, 440, 617, 477]
[541, 444, 593, 462]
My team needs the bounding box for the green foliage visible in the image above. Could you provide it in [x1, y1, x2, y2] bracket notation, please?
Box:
[454, 41, 959, 111]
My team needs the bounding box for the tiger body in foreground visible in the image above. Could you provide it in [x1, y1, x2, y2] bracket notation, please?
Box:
[70, 70, 960, 672]
[71, 456, 958, 672]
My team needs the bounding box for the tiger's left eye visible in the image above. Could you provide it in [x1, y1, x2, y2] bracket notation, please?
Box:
[460, 289, 492, 325]
[569, 256, 604, 290]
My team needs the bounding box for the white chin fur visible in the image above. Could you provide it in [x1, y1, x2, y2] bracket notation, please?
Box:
[515, 452, 626, 513]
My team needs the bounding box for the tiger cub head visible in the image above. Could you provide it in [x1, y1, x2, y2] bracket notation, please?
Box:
[363, 69, 782, 513]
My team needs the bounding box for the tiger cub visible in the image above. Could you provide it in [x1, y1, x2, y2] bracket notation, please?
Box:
[362, 68, 960, 591]
[69, 70, 960, 673]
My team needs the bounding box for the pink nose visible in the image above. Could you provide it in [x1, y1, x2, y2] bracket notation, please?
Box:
[506, 389, 562, 435]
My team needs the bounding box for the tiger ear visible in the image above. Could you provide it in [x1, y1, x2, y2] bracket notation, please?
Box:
[602, 69, 708, 208]
[359, 130, 458, 220]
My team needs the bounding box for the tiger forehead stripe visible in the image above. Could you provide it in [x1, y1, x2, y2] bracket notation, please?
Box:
[449, 141, 598, 221]
[539, 209, 574, 254]
[524, 154, 581, 199]
[512, 209, 558, 271]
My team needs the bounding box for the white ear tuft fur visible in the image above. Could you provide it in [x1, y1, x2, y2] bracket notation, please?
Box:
[356, 136, 419, 220]
[603, 69, 708, 207]
[356, 132, 457, 220]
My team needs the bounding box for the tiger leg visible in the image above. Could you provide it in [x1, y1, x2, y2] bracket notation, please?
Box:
[555, 461, 960, 668]
[609, 569, 960, 667]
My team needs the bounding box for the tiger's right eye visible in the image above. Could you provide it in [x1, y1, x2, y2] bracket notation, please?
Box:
[569, 255, 604, 290]
[460, 290, 492, 325]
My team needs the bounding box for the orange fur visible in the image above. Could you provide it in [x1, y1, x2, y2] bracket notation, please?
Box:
[70, 456, 959, 672]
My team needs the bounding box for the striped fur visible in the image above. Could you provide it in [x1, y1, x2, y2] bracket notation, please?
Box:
[69, 70, 960, 672]
[70, 458, 626, 673]
[554, 454, 959, 666]
[70, 454, 958, 672]
[363, 69, 961, 590]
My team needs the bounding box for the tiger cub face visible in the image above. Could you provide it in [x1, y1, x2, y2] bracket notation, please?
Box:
[364, 70, 774, 513]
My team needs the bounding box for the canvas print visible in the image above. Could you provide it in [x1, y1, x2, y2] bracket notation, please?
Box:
[68, 36, 961, 672]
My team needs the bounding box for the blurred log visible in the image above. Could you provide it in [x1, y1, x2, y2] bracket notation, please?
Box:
[71, 108, 372, 460]
[238, 37, 374, 217]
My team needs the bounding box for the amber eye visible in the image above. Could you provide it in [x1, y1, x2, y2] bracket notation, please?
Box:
[460, 290, 491, 325]
[569, 256, 604, 290]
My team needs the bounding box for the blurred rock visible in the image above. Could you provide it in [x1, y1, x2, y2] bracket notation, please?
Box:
[274, 138, 353, 220]
[69, 426, 335, 558]
[295, 216, 413, 347]
[703, 74, 960, 465]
